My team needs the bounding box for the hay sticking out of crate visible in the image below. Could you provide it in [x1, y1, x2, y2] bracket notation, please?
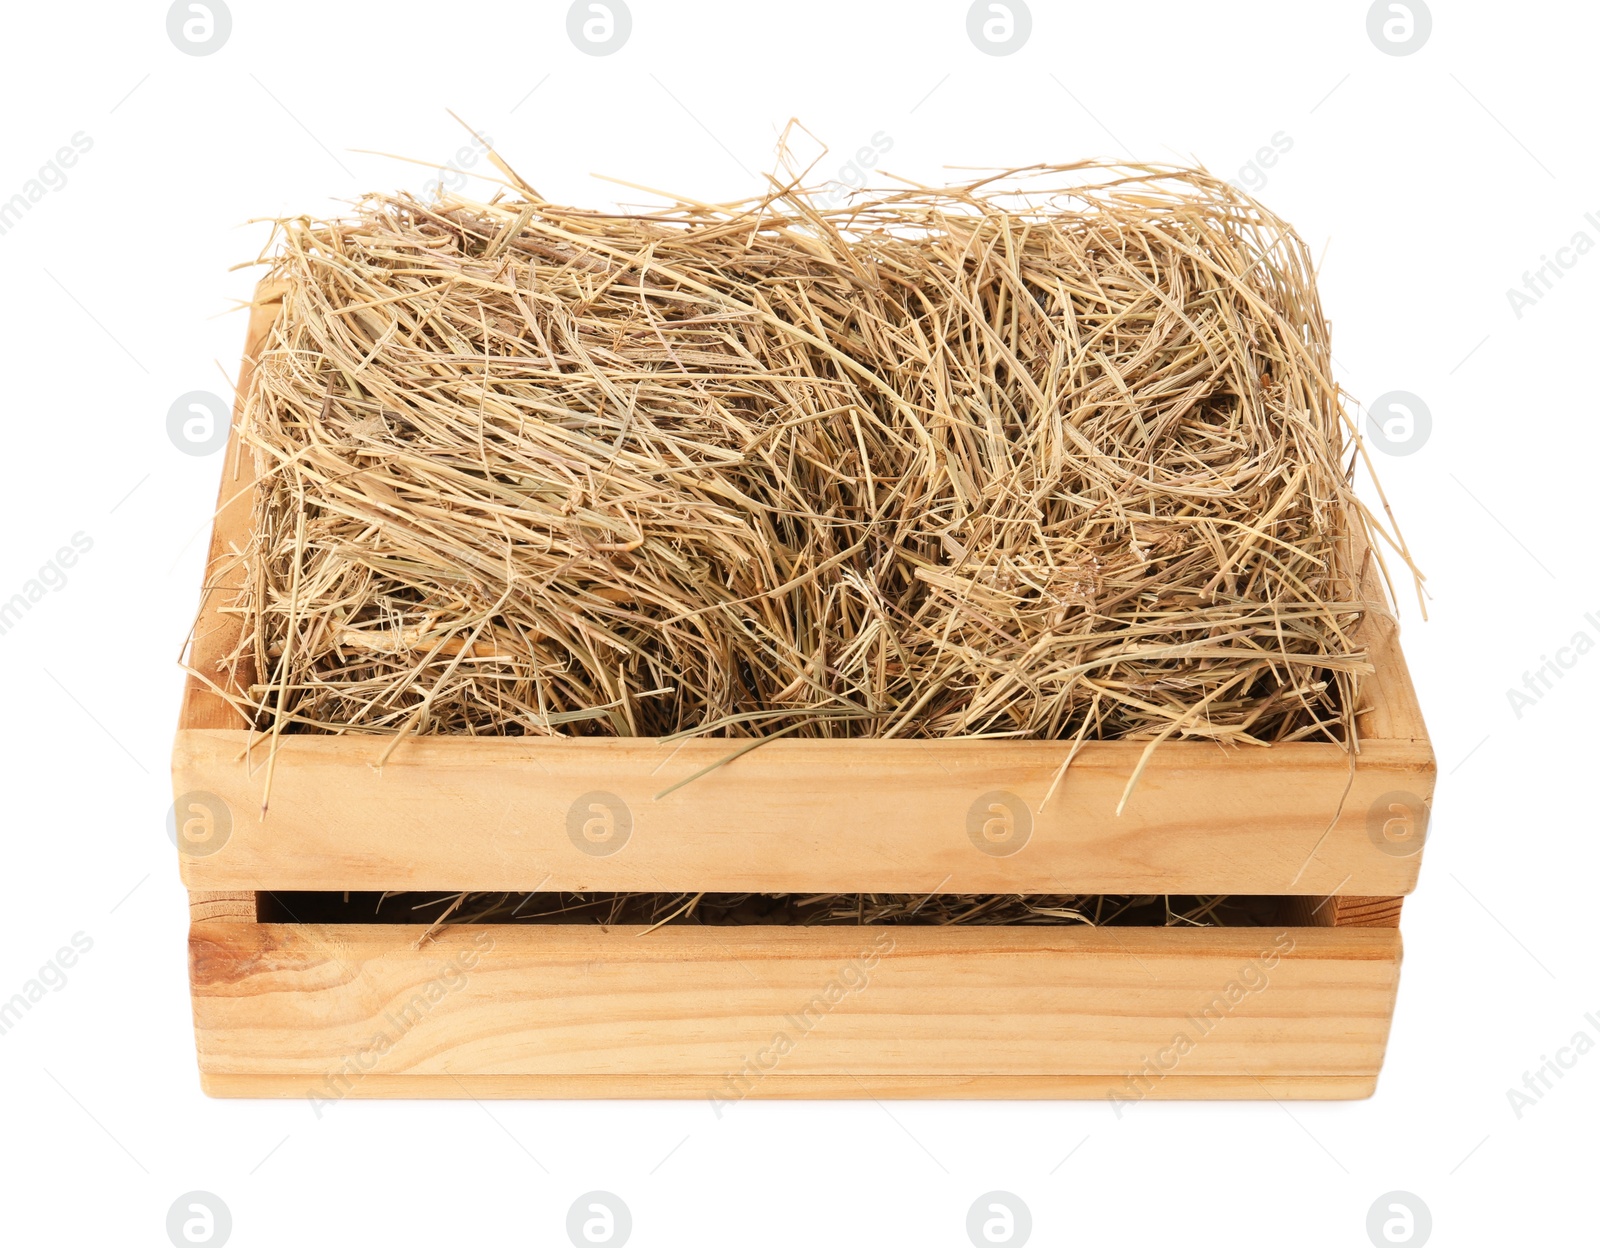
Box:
[222, 161, 1409, 747]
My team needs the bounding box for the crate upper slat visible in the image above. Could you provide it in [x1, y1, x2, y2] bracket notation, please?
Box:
[173, 728, 1430, 893]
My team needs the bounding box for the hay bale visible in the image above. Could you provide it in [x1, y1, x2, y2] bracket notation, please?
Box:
[222, 162, 1407, 747]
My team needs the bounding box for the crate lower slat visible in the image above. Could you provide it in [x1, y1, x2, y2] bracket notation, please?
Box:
[189, 918, 1401, 1100]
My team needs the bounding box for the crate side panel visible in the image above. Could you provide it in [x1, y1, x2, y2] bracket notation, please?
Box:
[176, 730, 1432, 894]
[191, 924, 1399, 1091]
[178, 288, 281, 732]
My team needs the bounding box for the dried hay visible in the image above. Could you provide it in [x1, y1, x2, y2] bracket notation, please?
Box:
[208, 157, 1418, 760]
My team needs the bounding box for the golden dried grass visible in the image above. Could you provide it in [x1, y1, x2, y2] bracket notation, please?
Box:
[217, 159, 1415, 752]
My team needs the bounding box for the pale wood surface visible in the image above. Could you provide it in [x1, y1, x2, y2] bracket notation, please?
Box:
[1330, 896, 1406, 928]
[1284, 894, 1404, 928]
[190, 922, 1400, 1096]
[188, 891, 258, 924]
[179, 287, 280, 733]
[1348, 531, 1429, 746]
[175, 730, 1432, 894]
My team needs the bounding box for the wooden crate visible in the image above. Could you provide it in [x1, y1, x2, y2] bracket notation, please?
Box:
[174, 289, 1433, 1101]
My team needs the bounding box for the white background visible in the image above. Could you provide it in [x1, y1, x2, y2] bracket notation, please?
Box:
[0, 1, 1593, 1244]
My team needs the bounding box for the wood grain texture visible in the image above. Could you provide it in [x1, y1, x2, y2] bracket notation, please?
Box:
[178, 286, 280, 733]
[175, 731, 1433, 894]
[189, 891, 258, 924]
[1284, 894, 1404, 928]
[190, 922, 1400, 1099]
[1349, 535, 1429, 746]
[1329, 896, 1405, 928]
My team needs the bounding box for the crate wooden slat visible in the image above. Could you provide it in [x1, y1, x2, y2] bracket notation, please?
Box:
[189, 900, 1400, 1101]
[173, 284, 1432, 1100]
[175, 731, 1430, 895]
